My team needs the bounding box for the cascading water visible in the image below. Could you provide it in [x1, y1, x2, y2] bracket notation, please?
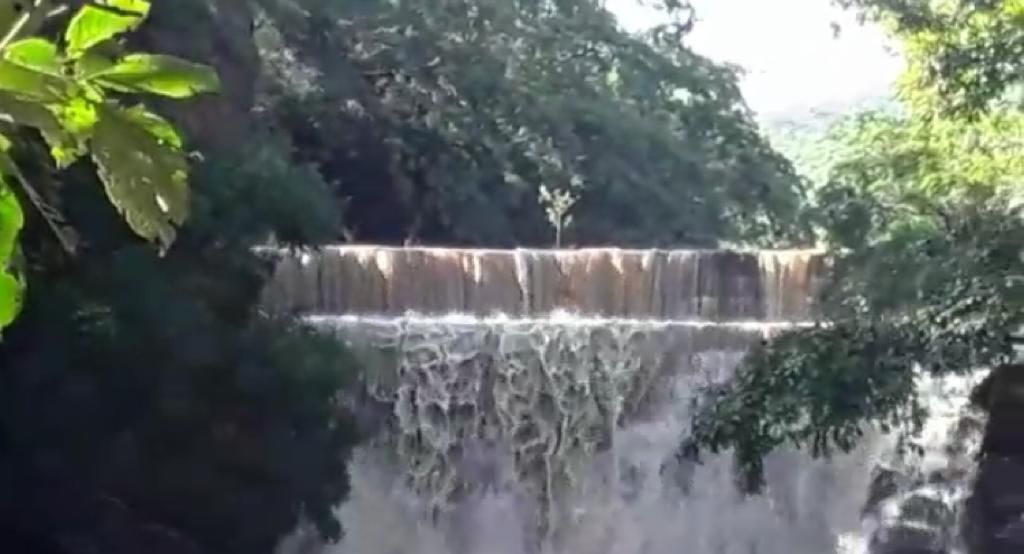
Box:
[259, 247, 824, 320]
[266, 247, 986, 554]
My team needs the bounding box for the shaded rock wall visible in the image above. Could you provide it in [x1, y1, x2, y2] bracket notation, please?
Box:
[965, 364, 1024, 554]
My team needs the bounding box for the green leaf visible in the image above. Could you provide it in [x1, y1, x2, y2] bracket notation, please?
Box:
[0, 142, 23, 262]
[119, 104, 182, 148]
[91, 54, 220, 98]
[0, 168, 24, 330]
[0, 129, 79, 255]
[3, 38, 61, 75]
[57, 96, 99, 137]
[0, 92, 84, 167]
[0, 270, 22, 329]
[90, 104, 189, 250]
[64, 3, 147, 59]
[0, 59, 69, 101]
[74, 50, 116, 79]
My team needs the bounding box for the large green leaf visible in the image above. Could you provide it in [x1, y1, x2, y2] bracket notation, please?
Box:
[90, 104, 189, 249]
[2, 37, 61, 75]
[0, 146, 24, 329]
[0, 58, 69, 101]
[0, 269, 21, 329]
[74, 50, 116, 79]
[91, 54, 220, 98]
[0, 174, 21, 263]
[64, 2, 149, 59]
[119, 104, 182, 148]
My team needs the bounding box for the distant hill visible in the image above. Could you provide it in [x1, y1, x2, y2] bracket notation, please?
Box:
[759, 94, 901, 187]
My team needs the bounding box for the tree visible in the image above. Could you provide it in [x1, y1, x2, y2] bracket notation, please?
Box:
[250, 0, 810, 247]
[0, 0, 219, 330]
[692, 192, 1024, 489]
[763, 95, 901, 192]
[689, 4, 1024, 486]
[0, 131, 365, 554]
[0, 3, 365, 553]
[835, 0, 1024, 115]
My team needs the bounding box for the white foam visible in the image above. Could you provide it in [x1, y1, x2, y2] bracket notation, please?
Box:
[279, 316, 983, 554]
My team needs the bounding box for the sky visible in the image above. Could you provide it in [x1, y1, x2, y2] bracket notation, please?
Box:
[606, 0, 905, 118]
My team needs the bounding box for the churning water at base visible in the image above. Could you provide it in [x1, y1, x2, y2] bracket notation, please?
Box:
[277, 315, 986, 554]
[329, 388, 878, 554]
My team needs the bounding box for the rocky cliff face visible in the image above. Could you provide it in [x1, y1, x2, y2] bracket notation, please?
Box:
[964, 365, 1024, 554]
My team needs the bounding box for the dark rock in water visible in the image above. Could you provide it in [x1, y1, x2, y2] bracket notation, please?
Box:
[658, 438, 698, 496]
[870, 523, 946, 554]
[949, 413, 986, 457]
[346, 382, 396, 437]
[457, 439, 506, 494]
[864, 466, 902, 517]
[978, 365, 1024, 457]
[966, 456, 1024, 554]
[956, 365, 1024, 554]
[619, 462, 644, 501]
[900, 493, 955, 527]
[994, 517, 1024, 545]
[974, 457, 1024, 510]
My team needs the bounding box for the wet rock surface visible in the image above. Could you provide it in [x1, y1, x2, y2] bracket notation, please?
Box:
[966, 457, 1024, 553]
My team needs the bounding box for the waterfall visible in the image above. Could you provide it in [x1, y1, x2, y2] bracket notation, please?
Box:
[259, 247, 825, 320]
[267, 247, 985, 554]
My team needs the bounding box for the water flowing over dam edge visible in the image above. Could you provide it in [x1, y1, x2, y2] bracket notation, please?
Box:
[260, 246, 827, 321]
[265, 246, 991, 554]
[281, 317, 987, 554]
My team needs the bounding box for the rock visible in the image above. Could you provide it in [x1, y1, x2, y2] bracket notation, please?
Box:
[870, 522, 946, 554]
[966, 456, 1024, 553]
[899, 492, 955, 527]
[978, 365, 1024, 457]
[974, 457, 1024, 504]
[659, 438, 698, 496]
[994, 517, 1024, 545]
[864, 466, 902, 517]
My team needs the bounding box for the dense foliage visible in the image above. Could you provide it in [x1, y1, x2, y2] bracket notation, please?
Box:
[835, 0, 1024, 115]
[693, 192, 1024, 489]
[0, 0, 220, 330]
[1, 136, 364, 554]
[691, 1, 1024, 488]
[246, 0, 809, 246]
[0, 2, 362, 553]
[763, 96, 900, 192]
